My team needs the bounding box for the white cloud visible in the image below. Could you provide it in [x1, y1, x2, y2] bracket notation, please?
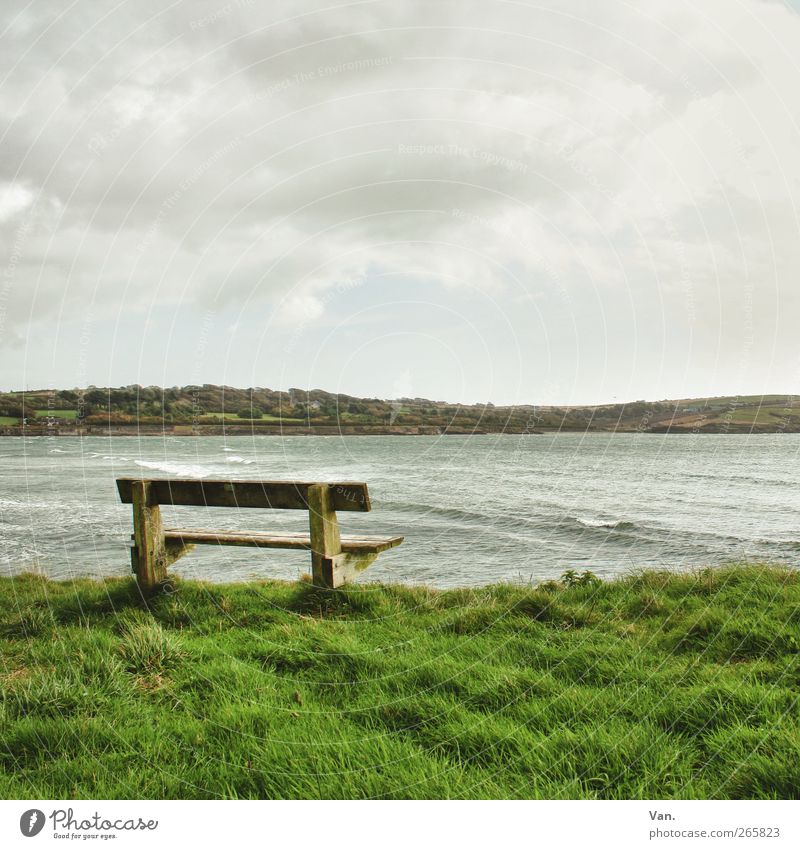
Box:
[0, 182, 34, 222]
[1, 0, 799, 399]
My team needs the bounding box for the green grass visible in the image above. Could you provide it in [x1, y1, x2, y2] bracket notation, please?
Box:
[1, 565, 798, 800]
[717, 405, 800, 426]
[655, 403, 800, 430]
[0, 416, 19, 425]
[674, 395, 799, 407]
[33, 409, 78, 419]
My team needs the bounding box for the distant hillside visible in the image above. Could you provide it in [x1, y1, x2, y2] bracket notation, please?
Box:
[1, 386, 799, 434]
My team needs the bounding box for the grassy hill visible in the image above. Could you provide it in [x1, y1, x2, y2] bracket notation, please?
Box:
[1, 565, 798, 799]
[1, 386, 799, 433]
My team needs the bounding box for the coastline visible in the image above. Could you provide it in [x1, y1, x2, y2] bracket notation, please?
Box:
[0, 423, 796, 436]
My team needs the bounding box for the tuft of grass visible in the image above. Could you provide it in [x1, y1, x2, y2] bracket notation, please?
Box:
[2, 606, 54, 638]
[0, 564, 798, 799]
[117, 618, 186, 674]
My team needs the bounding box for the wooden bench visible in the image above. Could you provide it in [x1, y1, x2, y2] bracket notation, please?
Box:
[116, 478, 403, 591]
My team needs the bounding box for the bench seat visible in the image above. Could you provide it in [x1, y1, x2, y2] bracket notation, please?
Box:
[117, 478, 402, 589]
[162, 529, 403, 554]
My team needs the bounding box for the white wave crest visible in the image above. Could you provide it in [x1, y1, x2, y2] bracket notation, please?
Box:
[134, 460, 212, 478]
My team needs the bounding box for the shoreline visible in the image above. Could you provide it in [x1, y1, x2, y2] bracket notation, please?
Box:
[1, 424, 796, 437]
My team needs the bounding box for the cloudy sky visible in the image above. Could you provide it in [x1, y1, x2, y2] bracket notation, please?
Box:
[1, 0, 799, 405]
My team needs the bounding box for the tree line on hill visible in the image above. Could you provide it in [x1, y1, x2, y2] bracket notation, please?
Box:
[0, 385, 797, 432]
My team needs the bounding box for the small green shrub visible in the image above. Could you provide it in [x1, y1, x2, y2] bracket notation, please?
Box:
[561, 569, 600, 588]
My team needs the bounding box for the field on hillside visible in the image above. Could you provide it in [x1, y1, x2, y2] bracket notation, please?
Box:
[33, 409, 78, 420]
[650, 400, 800, 431]
[1, 566, 798, 799]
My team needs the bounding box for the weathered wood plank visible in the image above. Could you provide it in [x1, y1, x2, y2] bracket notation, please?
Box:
[129, 535, 195, 569]
[117, 476, 401, 590]
[308, 483, 343, 588]
[116, 478, 371, 512]
[163, 528, 403, 554]
[329, 552, 381, 588]
[131, 480, 168, 591]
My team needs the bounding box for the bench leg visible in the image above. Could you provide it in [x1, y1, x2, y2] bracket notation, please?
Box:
[308, 483, 343, 588]
[131, 480, 168, 592]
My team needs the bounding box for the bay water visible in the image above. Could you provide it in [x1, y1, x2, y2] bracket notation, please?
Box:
[1, 433, 798, 587]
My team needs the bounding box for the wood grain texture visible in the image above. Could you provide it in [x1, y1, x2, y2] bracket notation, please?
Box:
[131, 480, 168, 591]
[163, 529, 402, 553]
[117, 476, 401, 589]
[307, 483, 343, 588]
[116, 478, 371, 512]
[329, 552, 380, 588]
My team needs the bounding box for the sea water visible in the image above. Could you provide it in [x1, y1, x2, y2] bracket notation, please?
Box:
[1, 433, 798, 587]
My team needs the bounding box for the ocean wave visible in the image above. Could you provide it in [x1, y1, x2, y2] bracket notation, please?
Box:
[682, 471, 787, 487]
[573, 517, 638, 531]
[553, 515, 645, 541]
[753, 537, 800, 550]
[380, 500, 644, 536]
[379, 500, 506, 526]
[133, 460, 212, 478]
[225, 455, 253, 464]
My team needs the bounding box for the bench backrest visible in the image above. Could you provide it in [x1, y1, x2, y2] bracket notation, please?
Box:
[116, 478, 371, 512]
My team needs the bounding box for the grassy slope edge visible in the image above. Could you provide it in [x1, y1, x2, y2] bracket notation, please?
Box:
[1, 565, 798, 799]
